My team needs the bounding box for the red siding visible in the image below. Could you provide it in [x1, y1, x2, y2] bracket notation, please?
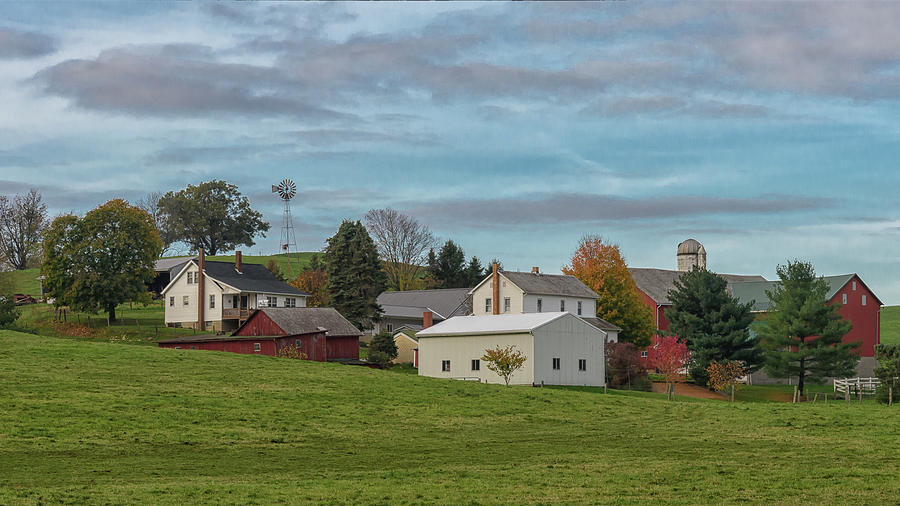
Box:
[326, 336, 360, 360]
[829, 275, 880, 358]
[234, 311, 286, 336]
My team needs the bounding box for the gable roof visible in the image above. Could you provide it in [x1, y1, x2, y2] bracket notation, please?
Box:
[380, 304, 445, 320]
[580, 316, 622, 332]
[238, 307, 362, 337]
[629, 268, 766, 305]
[162, 260, 309, 297]
[729, 273, 881, 312]
[154, 257, 192, 273]
[470, 270, 597, 299]
[417, 312, 600, 337]
[377, 288, 470, 319]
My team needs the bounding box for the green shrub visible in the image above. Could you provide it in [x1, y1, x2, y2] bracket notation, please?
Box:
[0, 296, 19, 328]
[368, 331, 398, 369]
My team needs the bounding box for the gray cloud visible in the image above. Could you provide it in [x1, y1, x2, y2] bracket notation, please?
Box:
[583, 96, 773, 119]
[0, 26, 56, 59]
[293, 128, 439, 147]
[402, 193, 832, 228]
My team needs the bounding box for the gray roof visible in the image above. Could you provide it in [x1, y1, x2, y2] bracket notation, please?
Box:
[155, 257, 192, 273]
[580, 316, 622, 332]
[245, 307, 362, 337]
[158, 334, 273, 344]
[200, 260, 309, 297]
[499, 270, 597, 298]
[377, 288, 470, 319]
[380, 304, 442, 320]
[629, 268, 767, 305]
[729, 274, 870, 312]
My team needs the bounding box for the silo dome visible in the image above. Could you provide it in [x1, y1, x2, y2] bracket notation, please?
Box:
[677, 238, 702, 255]
[677, 238, 706, 271]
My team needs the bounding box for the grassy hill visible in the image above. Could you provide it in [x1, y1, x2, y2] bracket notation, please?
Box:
[879, 305, 900, 345]
[1, 331, 897, 504]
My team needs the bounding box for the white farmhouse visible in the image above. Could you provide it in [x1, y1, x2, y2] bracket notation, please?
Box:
[469, 265, 620, 341]
[161, 251, 309, 332]
[417, 312, 606, 386]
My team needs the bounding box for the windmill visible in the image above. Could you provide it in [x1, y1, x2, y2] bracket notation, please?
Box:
[272, 178, 299, 277]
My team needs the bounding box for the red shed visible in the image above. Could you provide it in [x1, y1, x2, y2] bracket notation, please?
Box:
[157, 332, 325, 358]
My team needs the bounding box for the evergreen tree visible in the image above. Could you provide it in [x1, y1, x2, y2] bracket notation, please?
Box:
[465, 256, 485, 286]
[368, 330, 399, 368]
[666, 267, 761, 387]
[758, 260, 857, 396]
[324, 220, 387, 330]
[434, 240, 467, 288]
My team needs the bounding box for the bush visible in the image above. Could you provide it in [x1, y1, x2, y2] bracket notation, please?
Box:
[368, 331, 398, 368]
[0, 295, 19, 328]
[605, 341, 647, 389]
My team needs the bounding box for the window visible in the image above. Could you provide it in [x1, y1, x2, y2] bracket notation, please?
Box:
[387, 323, 393, 332]
[579, 359, 587, 371]
[485, 298, 492, 313]
[442, 360, 451, 372]
[190, 346, 195, 350]
[640, 350, 648, 358]
[862, 294, 867, 306]
[285, 298, 296, 308]
[852, 281, 857, 291]
[560, 299, 565, 312]
[267, 296, 277, 307]
[182, 295, 189, 306]
[537, 298, 542, 312]
[552, 358, 560, 370]
[186, 272, 193, 284]
[842, 293, 847, 304]
[503, 297, 510, 313]
[209, 295, 215, 309]
[253, 343, 261, 352]
[471, 359, 480, 371]
[577, 301, 583, 315]
[169, 296, 174, 307]
[295, 339, 301, 348]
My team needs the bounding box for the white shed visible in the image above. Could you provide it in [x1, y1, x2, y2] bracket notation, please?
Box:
[417, 312, 606, 386]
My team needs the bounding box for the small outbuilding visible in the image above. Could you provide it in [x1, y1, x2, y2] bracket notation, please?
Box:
[417, 312, 607, 386]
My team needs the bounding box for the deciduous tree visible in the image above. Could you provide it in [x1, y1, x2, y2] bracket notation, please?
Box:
[666, 266, 761, 387]
[482, 345, 527, 385]
[758, 260, 857, 396]
[706, 360, 747, 402]
[605, 341, 646, 389]
[364, 208, 434, 291]
[649, 336, 689, 401]
[266, 259, 287, 282]
[291, 269, 328, 307]
[324, 220, 386, 330]
[157, 180, 269, 255]
[563, 235, 654, 347]
[0, 189, 48, 270]
[136, 191, 177, 255]
[873, 344, 899, 405]
[42, 199, 162, 322]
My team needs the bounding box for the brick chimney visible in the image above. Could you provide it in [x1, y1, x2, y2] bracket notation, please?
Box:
[532, 266, 540, 275]
[235, 250, 242, 274]
[423, 311, 433, 329]
[198, 249, 205, 331]
[492, 262, 500, 315]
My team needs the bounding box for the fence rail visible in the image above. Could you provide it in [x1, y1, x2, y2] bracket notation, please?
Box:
[834, 377, 880, 396]
[451, 377, 482, 382]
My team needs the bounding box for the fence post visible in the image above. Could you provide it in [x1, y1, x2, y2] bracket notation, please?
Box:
[890, 387, 893, 406]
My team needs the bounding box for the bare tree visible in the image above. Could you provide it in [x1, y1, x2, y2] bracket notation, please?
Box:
[364, 208, 434, 291]
[0, 189, 47, 270]
[136, 191, 176, 256]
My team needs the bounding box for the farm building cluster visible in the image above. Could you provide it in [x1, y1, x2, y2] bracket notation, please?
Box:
[155, 239, 883, 385]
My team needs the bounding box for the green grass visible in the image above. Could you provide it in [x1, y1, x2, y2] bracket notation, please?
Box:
[206, 252, 319, 281]
[1, 331, 898, 504]
[879, 305, 900, 345]
[0, 268, 41, 296]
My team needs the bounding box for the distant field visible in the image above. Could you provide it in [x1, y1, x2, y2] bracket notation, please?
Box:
[206, 252, 319, 281]
[0, 268, 41, 296]
[879, 305, 900, 345]
[1, 331, 897, 504]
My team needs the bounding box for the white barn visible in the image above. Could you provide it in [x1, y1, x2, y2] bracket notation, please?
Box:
[417, 312, 607, 386]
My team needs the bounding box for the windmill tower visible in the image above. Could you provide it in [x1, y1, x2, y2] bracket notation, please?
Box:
[272, 178, 299, 276]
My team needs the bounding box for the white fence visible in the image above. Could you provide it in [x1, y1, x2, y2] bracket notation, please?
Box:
[834, 377, 880, 397]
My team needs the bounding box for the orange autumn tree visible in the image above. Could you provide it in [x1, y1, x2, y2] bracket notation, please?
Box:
[563, 235, 654, 347]
[291, 269, 329, 307]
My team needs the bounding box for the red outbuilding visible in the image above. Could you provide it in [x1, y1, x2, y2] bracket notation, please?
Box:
[158, 307, 362, 362]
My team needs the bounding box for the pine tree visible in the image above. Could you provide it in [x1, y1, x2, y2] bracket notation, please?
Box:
[465, 256, 485, 286]
[424, 248, 438, 288]
[434, 240, 467, 288]
[324, 220, 387, 331]
[758, 261, 857, 396]
[666, 266, 761, 386]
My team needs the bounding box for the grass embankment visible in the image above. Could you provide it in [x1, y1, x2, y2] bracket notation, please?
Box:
[206, 252, 318, 281]
[1, 331, 898, 504]
[0, 268, 41, 295]
[879, 305, 900, 345]
[14, 303, 195, 344]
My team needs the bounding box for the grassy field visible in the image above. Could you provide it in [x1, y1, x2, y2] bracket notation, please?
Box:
[206, 252, 319, 281]
[879, 305, 900, 345]
[0, 267, 41, 296]
[1, 331, 898, 504]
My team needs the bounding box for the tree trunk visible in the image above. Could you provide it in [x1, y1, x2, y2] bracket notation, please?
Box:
[107, 304, 117, 322]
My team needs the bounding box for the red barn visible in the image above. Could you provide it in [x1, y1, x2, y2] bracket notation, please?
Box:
[158, 307, 362, 362]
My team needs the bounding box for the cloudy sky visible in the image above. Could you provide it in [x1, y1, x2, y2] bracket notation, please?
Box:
[2, 2, 900, 302]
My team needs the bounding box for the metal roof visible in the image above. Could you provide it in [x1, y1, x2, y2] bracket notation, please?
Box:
[580, 316, 622, 332]
[629, 268, 766, 305]
[492, 270, 598, 298]
[379, 304, 445, 320]
[417, 312, 601, 337]
[728, 274, 871, 312]
[377, 288, 470, 319]
[154, 257, 192, 272]
[245, 307, 363, 337]
[163, 260, 309, 297]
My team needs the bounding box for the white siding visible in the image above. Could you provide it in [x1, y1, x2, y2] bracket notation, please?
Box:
[471, 275, 525, 315]
[163, 264, 224, 325]
[523, 294, 596, 317]
[418, 332, 534, 385]
[532, 315, 606, 387]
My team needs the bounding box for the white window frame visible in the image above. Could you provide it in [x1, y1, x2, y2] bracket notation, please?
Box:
[186, 272, 193, 284]
[862, 294, 867, 306]
[442, 360, 451, 372]
[537, 298, 542, 312]
[471, 359, 480, 371]
[852, 281, 857, 291]
[552, 357, 560, 370]
[578, 359, 587, 372]
[387, 323, 393, 332]
[842, 293, 847, 305]
[577, 301, 582, 316]
[169, 296, 174, 307]
[285, 298, 296, 308]
[503, 297, 510, 313]
[209, 295, 215, 309]
[182, 295, 189, 306]
[253, 343, 261, 352]
[560, 299, 565, 312]
[485, 298, 491, 313]
[266, 296, 277, 308]
[640, 350, 648, 358]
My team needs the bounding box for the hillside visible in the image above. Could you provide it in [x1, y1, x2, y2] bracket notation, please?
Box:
[1, 331, 897, 504]
[879, 305, 900, 345]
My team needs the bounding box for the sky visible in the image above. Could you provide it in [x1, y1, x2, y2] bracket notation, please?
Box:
[2, 2, 900, 303]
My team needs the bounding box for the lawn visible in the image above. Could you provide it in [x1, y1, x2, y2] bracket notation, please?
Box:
[0, 267, 41, 296]
[1, 331, 898, 504]
[879, 305, 900, 345]
[206, 252, 319, 282]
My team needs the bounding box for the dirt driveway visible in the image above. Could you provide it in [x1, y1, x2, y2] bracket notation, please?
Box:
[651, 382, 728, 400]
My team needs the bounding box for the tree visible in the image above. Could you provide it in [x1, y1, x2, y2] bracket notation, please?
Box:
[42, 199, 162, 322]
[291, 270, 328, 307]
[136, 191, 177, 256]
[275, 343, 309, 360]
[368, 330, 399, 368]
[465, 256, 485, 286]
[433, 240, 467, 288]
[649, 336, 689, 401]
[605, 341, 646, 389]
[0, 274, 18, 328]
[562, 235, 655, 347]
[706, 360, 747, 402]
[157, 180, 269, 255]
[266, 259, 288, 282]
[873, 344, 899, 405]
[665, 266, 761, 387]
[758, 261, 857, 396]
[482, 345, 527, 385]
[0, 189, 48, 270]
[364, 208, 434, 291]
[324, 220, 387, 330]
